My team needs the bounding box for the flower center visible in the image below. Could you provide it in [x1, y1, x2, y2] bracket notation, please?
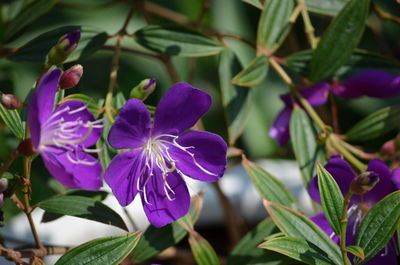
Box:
[38, 104, 103, 165]
[138, 133, 217, 205]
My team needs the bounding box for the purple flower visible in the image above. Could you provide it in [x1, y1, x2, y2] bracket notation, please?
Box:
[308, 156, 399, 264]
[105, 83, 227, 227]
[269, 82, 330, 145]
[332, 70, 400, 98]
[28, 69, 103, 190]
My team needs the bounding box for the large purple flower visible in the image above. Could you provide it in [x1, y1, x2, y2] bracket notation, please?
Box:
[28, 69, 103, 190]
[332, 70, 400, 98]
[269, 82, 330, 145]
[104, 83, 227, 227]
[308, 156, 399, 264]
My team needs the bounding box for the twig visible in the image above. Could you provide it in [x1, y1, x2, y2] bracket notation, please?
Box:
[0, 149, 19, 178]
[0, 244, 71, 264]
[159, 56, 180, 83]
[143, 1, 190, 24]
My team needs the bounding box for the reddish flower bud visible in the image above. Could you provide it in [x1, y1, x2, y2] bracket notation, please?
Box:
[59, 64, 83, 89]
[0, 179, 8, 194]
[17, 139, 36, 157]
[381, 140, 396, 157]
[1, 94, 22, 110]
[350, 171, 380, 195]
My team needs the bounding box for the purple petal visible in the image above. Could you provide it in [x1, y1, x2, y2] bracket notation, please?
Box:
[300, 82, 331, 107]
[310, 213, 339, 244]
[152, 83, 211, 136]
[279, 82, 331, 107]
[104, 149, 144, 206]
[108, 99, 151, 149]
[63, 30, 81, 51]
[269, 106, 292, 146]
[364, 160, 396, 205]
[55, 100, 101, 147]
[141, 169, 190, 227]
[41, 148, 102, 191]
[167, 130, 227, 182]
[308, 156, 357, 203]
[333, 70, 400, 99]
[392, 168, 400, 190]
[28, 69, 62, 149]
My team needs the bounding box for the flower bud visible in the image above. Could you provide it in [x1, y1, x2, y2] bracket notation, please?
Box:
[31, 257, 46, 265]
[17, 138, 35, 157]
[381, 140, 396, 157]
[350, 171, 380, 195]
[129, 78, 156, 101]
[0, 179, 9, 194]
[47, 30, 81, 65]
[1, 94, 22, 110]
[59, 64, 83, 89]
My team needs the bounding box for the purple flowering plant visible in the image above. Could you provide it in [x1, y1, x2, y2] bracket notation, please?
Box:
[1, 1, 400, 264]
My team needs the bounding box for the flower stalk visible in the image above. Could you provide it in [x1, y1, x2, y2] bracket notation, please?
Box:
[340, 191, 354, 265]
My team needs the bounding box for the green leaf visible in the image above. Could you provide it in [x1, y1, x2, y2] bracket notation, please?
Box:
[219, 49, 253, 145]
[59, 94, 100, 117]
[242, 156, 296, 208]
[290, 107, 325, 185]
[39, 195, 128, 231]
[4, 0, 59, 42]
[8, 26, 107, 63]
[131, 195, 201, 263]
[286, 49, 400, 79]
[264, 201, 342, 265]
[316, 163, 344, 236]
[189, 231, 220, 265]
[0, 103, 24, 139]
[134, 24, 224, 57]
[305, 0, 349, 16]
[346, 105, 400, 142]
[257, 0, 295, 53]
[260, 236, 336, 265]
[355, 191, 400, 264]
[345, 246, 365, 260]
[310, 0, 370, 82]
[242, 0, 264, 10]
[55, 232, 142, 265]
[231, 55, 269, 87]
[227, 218, 278, 265]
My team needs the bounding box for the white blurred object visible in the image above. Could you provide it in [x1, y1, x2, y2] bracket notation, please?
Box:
[0, 159, 313, 265]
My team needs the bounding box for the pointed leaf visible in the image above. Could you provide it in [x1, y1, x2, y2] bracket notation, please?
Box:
[310, 0, 370, 82]
[39, 195, 128, 231]
[305, 0, 349, 16]
[4, 0, 58, 42]
[177, 192, 204, 231]
[242, 156, 296, 208]
[55, 232, 142, 265]
[131, 196, 201, 263]
[290, 107, 325, 185]
[260, 236, 336, 265]
[242, 0, 264, 10]
[189, 231, 220, 265]
[316, 162, 344, 236]
[264, 201, 342, 265]
[346, 105, 400, 142]
[228, 218, 278, 265]
[355, 191, 400, 264]
[0, 103, 24, 139]
[232, 55, 269, 87]
[257, 0, 295, 54]
[219, 49, 253, 145]
[134, 24, 224, 57]
[345, 246, 364, 260]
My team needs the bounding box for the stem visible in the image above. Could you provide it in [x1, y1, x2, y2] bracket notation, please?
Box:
[104, 3, 136, 123]
[298, 0, 317, 49]
[160, 56, 180, 83]
[143, 1, 190, 24]
[329, 135, 367, 172]
[21, 157, 43, 249]
[269, 57, 326, 131]
[340, 191, 353, 265]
